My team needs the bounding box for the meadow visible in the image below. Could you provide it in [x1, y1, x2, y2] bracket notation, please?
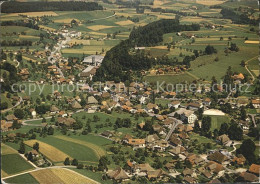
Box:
[2, 153, 34, 177]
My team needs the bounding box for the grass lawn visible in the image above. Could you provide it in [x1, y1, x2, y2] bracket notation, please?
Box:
[204, 115, 230, 131]
[2, 154, 34, 176]
[4, 173, 39, 183]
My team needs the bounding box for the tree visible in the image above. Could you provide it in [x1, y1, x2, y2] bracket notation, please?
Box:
[219, 123, 229, 135]
[12, 120, 22, 129]
[47, 127, 54, 135]
[240, 60, 245, 67]
[237, 139, 256, 164]
[72, 158, 78, 166]
[194, 121, 200, 133]
[229, 43, 239, 52]
[14, 109, 24, 119]
[33, 142, 39, 152]
[227, 122, 243, 140]
[0, 102, 8, 110]
[64, 157, 70, 165]
[98, 156, 109, 171]
[18, 141, 25, 154]
[77, 164, 84, 169]
[240, 106, 247, 120]
[205, 45, 217, 55]
[201, 116, 211, 134]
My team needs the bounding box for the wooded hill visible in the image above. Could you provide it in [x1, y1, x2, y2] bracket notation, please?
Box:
[94, 19, 200, 82]
[2, 1, 103, 13]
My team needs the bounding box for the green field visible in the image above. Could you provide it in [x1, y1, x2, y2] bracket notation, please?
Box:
[2, 154, 34, 176]
[36, 136, 100, 163]
[4, 173, 39, 184]
[204, 115, 230, 131]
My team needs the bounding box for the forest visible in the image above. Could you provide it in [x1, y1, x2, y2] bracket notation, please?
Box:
[2, 1, 103, 13]
[94, 19, 200, 82]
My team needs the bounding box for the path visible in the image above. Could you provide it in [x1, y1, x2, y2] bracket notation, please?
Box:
[245, 56, 258, 82]
[2, 96, 23, 113]
[90, 12, 116, 21]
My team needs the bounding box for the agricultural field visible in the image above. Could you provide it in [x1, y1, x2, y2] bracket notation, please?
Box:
[24, 140, 71, 162]
[1, 144, 34, 178]
[4, 168, 98, 184]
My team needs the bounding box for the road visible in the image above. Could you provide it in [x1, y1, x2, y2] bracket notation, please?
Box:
[2, 96, 23, 113]
[47, 36, 71, 78]
[165, 118, 182, 141]
[248, 114, 257, 127]
[244, 55, 258, 82]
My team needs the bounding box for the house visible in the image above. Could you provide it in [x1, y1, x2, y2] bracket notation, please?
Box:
[186, 154, 204, 166]
[150, 140, 169, 151]
[168, 100, 181, 109]
[238, 172, 258, 182]
[107, 167, 129, 181]
[6, 114, 17, 122]
[88, 96, 98, 105]
[57, 117, 76, 127]
[203, 98, 211, 106]
[169, 146, 185, 155]
[122, 134, 132, 143]
[145, 134, 160, 144]
[183, 176, 196, 184]
[248, 164, 260, 175]
[217, 134, 231, 146]
[71, 100, 82, 109]
[239, 120, 250, 130]
[174, 108, 197, 124]
[251, 99, 260, 108]
[79, 66, 98, 81]
[146, 103, 158, 113]
[147, 169, 166, 180]
[50, 105, 59, 114]
[169, 134, 182, 146]
[232, 73, 244, 83]
[101, 131, 113, 138]
[207, 151, 228, 164]
[135, 163, 154, 173]
[232, 154, 246, 165]
[205, 161, 224, 174]
[128, 139, 145, 150]
[1, 120, 12, 132]
[187, 102, 202, 110]
[19, 68, 29, 80]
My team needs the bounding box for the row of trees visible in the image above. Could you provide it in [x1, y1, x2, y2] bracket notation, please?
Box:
[2, 1, 103, 13]
[1, 40, 33, 47]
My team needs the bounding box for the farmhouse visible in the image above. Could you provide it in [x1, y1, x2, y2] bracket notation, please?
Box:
[128, 139, 145, 149]
[107, 167, 129, 181]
